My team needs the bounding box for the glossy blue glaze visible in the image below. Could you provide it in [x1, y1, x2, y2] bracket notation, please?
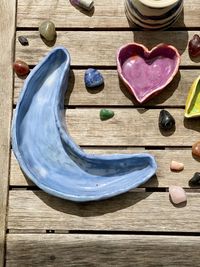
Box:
[12, 47, 157, 202]
[84, 68, 104, 88]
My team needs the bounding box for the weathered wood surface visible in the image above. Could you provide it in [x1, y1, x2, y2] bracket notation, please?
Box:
[8, 190, 200, 232]
[63, 108, 198, 146]
[10, 107, 200, 147]
[10, 149, 199, 188]
[6, 234, 200, 267]
[15, 31, 200, 66]
[17, 0, 200, 28]
[14, 69, 199, 107]
[8, 0, 200, 265]
[0, 0, 16, 266]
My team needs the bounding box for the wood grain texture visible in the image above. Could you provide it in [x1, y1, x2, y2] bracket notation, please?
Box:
[15, 31, 200, 66]
[10, 149, 198, 188]
[16, 0, 200, 28]
[14, 69, 199, 107]
[0, 0, 16, 266]
[63, 108, 198, 146]
[6, 234, 200, 267]
[8, 0, 200, 264]
[10, 106, 200, 148]
[8, 191, 200, 232]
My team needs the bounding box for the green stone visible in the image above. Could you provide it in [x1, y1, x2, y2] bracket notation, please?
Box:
[100, 109, 114, 120]
[39, 20, 56, 41]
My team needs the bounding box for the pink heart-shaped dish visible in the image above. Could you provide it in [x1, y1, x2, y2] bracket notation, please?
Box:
[117, 43, 180, 103]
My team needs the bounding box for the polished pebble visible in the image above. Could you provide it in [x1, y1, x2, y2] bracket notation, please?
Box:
[39, 21, 56, 41]
[18, 36, 29, 46]
[159, 110, 175, 131]
[71, 0, 94, 11]
[100, 109, 114, 120]
[169, 186, 187, 205]
[189, 34, 200, 58]
[170, 161, 184, 171]
[84, 68, 104, 88]
[189, 172, 200, 186]
[192, 141, 200, 157]
[13, 60, 30, 76]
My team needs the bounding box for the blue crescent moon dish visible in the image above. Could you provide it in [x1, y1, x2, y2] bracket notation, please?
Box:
[12, 47, 157, 202]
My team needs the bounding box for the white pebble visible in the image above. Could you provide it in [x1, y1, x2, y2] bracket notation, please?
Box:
[169, 186, 187, 205]
[170, 160, 184, 171]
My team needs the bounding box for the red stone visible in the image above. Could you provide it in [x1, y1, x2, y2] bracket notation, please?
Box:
[192, 141, 200, 157]
[189, 34, 200, 58]
[13, 60, 30, 76]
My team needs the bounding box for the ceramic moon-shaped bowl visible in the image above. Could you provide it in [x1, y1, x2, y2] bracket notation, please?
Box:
[117, 43, 180, 103]
[12, 46, 157, 202]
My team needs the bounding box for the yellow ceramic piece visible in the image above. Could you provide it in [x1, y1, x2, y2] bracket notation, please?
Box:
[185, 76, 200, 118]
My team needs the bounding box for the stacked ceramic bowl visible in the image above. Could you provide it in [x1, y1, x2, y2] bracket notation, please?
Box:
[125, 0, 183, 30]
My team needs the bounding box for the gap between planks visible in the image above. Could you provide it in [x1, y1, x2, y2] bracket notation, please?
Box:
[16, 27, 200, 31]
[8, 188, 200, 193]
[7, 230, 200, 236]
[67, 230, 200, 236]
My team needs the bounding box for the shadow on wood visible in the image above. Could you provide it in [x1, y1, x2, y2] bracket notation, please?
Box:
[184, 117, 200, 133]
[133, 13, 189, 56]
[33, 189, 155, 217]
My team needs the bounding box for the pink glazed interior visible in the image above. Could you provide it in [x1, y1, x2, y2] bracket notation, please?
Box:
[117, 43, 180, 103]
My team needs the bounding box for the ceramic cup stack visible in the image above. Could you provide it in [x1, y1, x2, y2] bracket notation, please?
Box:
[125, 0, 183, 30]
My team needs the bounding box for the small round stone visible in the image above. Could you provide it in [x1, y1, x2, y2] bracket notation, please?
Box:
[159, 110, 175, 131]
[192, 141, 200, 157]
[169, 186, 187, 205]
[100, 109, 114, 120]
[13, 60, 30, 76]
[18, 36, 29, 46]
[170, 161, 184, 172]
[39, 21, 56, 41]
[84, 68, 104, 88]
[189, 172, 200, 186]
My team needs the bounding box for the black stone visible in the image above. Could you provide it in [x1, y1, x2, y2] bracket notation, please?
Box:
[159, 110, 175, 131]
[18, 36, 29, 46]
[189, 172, 200, 186]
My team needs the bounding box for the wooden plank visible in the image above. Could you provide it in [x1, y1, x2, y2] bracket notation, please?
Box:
[6, 234, 200, 267]
[17, 0, 200, 28]
[15, 31, 200, 67]
[14, 69, 199, 107]
[0, 0, 16, 266]
[64, 108, 198, 146]
[10, 148, 199, 188]
[10, 105, 199, 164]
[7, 190, 200, 232]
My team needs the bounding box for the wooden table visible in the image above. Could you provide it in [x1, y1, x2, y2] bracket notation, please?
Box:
[1, 0, 200, 266]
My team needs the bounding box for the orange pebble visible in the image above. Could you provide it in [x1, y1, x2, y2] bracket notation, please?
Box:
[192, 141, 200, 157]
